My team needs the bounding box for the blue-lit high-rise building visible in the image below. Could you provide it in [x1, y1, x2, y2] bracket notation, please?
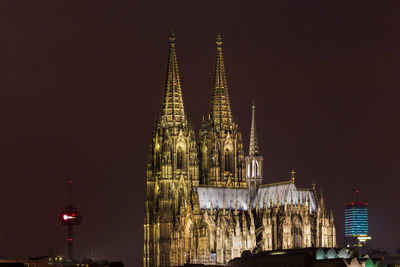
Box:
[344, 190, 371, 247]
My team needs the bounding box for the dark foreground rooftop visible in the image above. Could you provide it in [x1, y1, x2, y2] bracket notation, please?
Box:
[182, 247, 387, 267]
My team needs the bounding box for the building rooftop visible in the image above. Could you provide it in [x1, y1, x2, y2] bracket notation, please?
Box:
[196, 180, 317, 212]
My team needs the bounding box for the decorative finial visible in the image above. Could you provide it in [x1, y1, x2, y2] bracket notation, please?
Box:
[216, 33, 222, 48]
[252, 101, 256, 111]
[169, 31, 176, 46]
[320, 187, 324, 206]
[290, 169, 296, 184]
[234, 199, 238, 214]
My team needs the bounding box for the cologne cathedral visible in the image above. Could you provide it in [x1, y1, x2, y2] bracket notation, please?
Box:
[143, 33, 336, 267]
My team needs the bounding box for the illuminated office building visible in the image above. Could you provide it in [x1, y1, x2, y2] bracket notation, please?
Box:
[344, 190, 370, 247]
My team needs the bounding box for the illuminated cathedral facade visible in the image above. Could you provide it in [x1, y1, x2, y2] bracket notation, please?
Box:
[143, 33, 336, 267]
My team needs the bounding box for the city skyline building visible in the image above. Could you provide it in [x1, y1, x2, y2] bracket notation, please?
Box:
[344, 190, 371, 247]
[143, 32, 336, 267]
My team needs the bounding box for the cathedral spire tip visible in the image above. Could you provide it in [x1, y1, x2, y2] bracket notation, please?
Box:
[208, 32, 232, 131]
[216, 33, 222, 47]
[169, 31, 176, 46]
[169, 31, 175, 40]
[249, 101, 259, 156]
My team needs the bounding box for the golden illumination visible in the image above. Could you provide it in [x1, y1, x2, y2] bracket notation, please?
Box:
[144, 33, 336, 267]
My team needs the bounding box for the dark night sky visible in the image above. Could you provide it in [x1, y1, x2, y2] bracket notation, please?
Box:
[0, 1, 400, 266]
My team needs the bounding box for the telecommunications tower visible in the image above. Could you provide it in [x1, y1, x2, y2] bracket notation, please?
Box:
[58, 179, 83, 260]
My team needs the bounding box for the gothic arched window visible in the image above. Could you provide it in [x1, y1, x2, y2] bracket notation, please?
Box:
[224, 149, 232, 172]
[155, 151, 161, 171]
[154, 142, 161, 172]
[177, 146, 183, 170]
[292, 217, 302, 248]
[202, 145, 208, 170]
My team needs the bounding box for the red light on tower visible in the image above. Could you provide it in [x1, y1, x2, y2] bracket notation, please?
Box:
[355, 189, 360, 201]
[61, 213, 77, 222]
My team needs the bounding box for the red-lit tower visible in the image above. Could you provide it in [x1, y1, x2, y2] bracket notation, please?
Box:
[58, 179, 83, 260]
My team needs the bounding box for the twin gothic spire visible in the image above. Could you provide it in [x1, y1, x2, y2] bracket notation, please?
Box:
[160, 33, 259, 155]
[161, 32, 234, 131]
[161, 31, 185, 127]
[208, 34, 233, 131]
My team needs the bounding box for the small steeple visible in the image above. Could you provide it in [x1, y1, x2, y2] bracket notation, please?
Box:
[161, 31, 186, 127]
[208, 34, 233, 131]
[246, 103, 264, 202]
[249, 101, 259, 156]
